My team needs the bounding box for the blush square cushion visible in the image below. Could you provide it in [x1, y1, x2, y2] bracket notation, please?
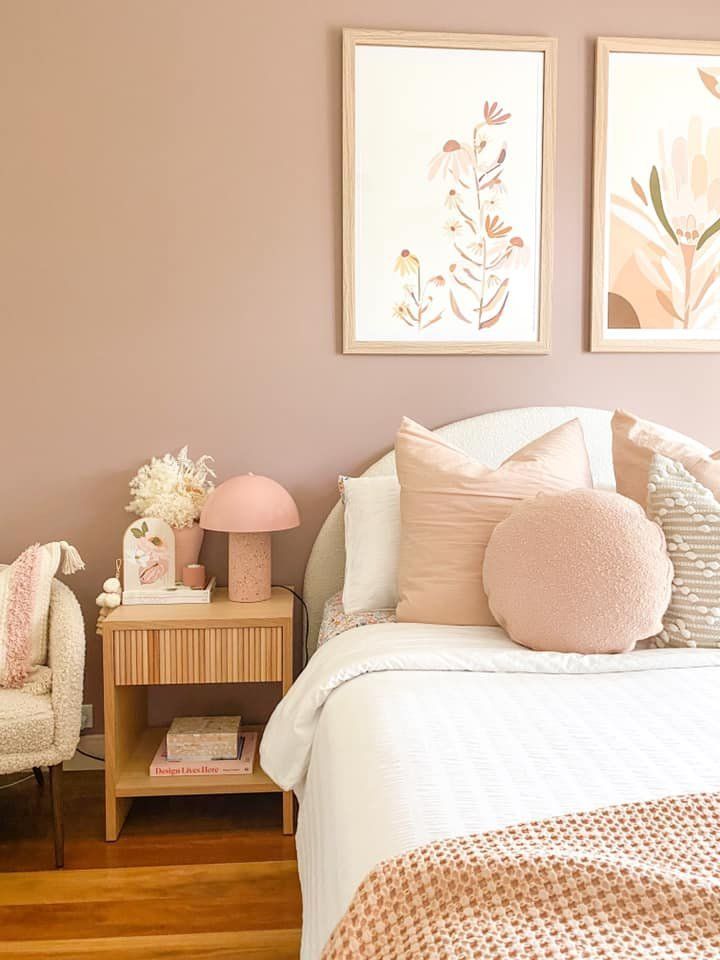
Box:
[395, 417, 593, 626]
[612, 409, 720, 507]
[483, 489, 673, 654]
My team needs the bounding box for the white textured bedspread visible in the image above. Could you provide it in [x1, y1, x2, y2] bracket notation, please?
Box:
[260, 623, 720, 960]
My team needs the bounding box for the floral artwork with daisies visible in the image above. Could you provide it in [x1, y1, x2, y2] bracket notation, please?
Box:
[392, 101, 528, 334]
[347, 40, 549, 352]
[595, 48, 720, 349]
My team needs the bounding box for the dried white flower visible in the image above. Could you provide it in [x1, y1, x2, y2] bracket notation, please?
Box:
[126, 447, 216, 529]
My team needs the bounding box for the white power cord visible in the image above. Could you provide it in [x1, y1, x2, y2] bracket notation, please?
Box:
[0, 773, 34, 791]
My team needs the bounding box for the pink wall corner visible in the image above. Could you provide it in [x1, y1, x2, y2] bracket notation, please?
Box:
[2, 0, 720, 729]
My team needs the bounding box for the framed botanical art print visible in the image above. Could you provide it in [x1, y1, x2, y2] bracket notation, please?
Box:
[342, 29, 556, 354]
[592, 37, 720, 352]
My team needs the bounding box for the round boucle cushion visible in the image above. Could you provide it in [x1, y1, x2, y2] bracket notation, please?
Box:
[483, 489, 673, 654]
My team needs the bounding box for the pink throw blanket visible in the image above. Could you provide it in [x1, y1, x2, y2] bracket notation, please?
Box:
[322, 792, 720, 959]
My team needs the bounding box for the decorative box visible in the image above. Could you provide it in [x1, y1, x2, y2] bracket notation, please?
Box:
[166, 715, 242, 761]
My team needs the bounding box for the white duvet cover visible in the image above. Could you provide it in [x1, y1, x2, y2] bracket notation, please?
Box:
[260, 623, 720, 960]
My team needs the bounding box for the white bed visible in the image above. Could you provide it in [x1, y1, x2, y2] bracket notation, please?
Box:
[259, 407, 720, 960]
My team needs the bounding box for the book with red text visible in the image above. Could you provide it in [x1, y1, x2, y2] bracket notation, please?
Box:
[149, 731, 258, 776]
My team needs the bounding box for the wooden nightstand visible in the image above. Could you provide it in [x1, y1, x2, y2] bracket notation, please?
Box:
[101, 587, 294, 841]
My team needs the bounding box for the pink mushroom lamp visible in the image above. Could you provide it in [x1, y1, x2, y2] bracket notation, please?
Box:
[200, 474, 300, 603]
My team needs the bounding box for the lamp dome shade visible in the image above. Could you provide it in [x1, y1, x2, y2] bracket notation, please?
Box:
[200, 474, 300, 533]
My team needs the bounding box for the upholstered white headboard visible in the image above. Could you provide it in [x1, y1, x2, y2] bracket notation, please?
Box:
[303, 406, 615, 655]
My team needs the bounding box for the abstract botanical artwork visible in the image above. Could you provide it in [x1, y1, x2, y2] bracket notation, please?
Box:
[343, 30, 556, 354]
[122, 517, 175, 593]
[592, 38, 720, 351]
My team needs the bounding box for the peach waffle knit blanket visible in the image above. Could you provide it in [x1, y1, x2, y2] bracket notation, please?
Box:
[322, 792, 720, 959]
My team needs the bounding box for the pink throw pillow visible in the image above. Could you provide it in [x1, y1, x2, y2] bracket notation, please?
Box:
[395, 417, 593, 626]
[483, 489, 673, 654]
[612, 409, 720, 506]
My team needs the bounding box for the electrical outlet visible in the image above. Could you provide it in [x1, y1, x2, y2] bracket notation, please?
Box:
[81, 704, 94, 731]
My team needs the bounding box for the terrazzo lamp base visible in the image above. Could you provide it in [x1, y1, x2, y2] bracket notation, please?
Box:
[228, 531, 271, 602]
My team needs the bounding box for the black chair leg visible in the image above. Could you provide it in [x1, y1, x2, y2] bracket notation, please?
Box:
[32, 766, 44, 787]
[49, 763, 64, 868]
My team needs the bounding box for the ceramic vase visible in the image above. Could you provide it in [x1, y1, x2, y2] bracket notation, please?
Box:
[172, 523, 205, 581]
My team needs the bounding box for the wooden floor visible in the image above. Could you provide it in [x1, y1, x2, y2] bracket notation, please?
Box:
[0, 770, 301, 959]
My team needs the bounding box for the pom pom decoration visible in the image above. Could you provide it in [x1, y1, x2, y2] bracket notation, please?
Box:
[96, 560, 122, 635]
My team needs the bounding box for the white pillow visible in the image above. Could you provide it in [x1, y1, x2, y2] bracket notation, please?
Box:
[341, 476, 400, 613]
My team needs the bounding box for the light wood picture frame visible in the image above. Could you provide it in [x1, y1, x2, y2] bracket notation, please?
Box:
[342, 29, 556, 355]
[591, 37, 720, 352]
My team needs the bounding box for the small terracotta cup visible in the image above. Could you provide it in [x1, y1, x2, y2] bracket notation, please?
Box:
[182, 563, 206, 589]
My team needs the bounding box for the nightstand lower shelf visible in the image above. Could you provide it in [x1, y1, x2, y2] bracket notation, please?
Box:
[115, 725, 281, 798]
[102, 588, 296, 841]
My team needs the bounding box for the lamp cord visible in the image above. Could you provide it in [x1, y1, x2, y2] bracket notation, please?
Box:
[272, 584, 309, 667]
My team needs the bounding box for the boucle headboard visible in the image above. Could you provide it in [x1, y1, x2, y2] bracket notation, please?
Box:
[303, 406, 615, 656]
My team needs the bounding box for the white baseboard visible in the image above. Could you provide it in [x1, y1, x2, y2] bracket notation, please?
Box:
[64, 734, 105, 771]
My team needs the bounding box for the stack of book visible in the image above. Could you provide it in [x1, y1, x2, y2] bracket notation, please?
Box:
[149, 715, 258, 777]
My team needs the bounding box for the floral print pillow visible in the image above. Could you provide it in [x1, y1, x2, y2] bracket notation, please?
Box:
[317, 592, 397, 647]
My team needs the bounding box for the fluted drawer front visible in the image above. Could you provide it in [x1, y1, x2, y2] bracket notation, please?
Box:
[112, 627, 283, 684]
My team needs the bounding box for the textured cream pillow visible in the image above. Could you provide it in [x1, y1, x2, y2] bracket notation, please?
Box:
[612, 409, 720, 506]
[395, 417, 593, 626]
[340, 475, 400, 613]
[647, 454, 720, 649]
[483, 489, 673, 653]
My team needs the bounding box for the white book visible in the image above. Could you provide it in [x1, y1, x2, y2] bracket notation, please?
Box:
[122, 576, 216, 605]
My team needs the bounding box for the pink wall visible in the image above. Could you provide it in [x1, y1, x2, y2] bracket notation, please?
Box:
[2, 1, 720, 730]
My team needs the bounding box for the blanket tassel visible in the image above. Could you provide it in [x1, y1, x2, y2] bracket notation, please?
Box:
[59, 541, 85, 575]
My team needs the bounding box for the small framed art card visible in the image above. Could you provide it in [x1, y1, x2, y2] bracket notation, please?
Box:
[122, 517, 175, 594]
[342, 29, 557, 355]
[591, 37, 720, 351]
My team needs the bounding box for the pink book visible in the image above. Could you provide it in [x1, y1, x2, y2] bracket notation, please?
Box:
[149, 731, 258, 776]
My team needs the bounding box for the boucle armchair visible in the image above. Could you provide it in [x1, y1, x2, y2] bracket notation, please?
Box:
[0, 577, 85, 867]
